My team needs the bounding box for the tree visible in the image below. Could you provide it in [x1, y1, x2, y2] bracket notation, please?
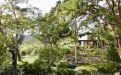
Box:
[58, 0, 121, 59]
[78, 0, 121, 58]
[32, 1, 71, 49]
[55, 0, 89, 63]
[0, 33, 6, 65]
[0, 0, 33, 74]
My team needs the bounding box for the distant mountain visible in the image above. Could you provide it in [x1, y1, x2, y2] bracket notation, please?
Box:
[22, 35, 40, 44]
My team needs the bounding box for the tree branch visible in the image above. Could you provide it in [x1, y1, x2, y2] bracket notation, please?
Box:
[118, 0, 121, 20]
[106, 0, 113, 14]
[111, 0, 115, 15]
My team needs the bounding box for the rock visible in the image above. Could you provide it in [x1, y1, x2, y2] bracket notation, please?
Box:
[74, 71, 81, 75]
[0, 70, 5, 74]
[113, 72, 120, 75]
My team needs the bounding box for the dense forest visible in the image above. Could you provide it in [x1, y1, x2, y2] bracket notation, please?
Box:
[1, 0, 121, 75]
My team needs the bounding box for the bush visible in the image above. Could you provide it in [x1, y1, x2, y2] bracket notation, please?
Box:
[106, 44, 121, 62]
[0, 38, 6, 64]
[94, 61, 117, 73]
[54, 62, 74, 75]
[80, 69, 93, 75]
[21, 46, 64, 74]
[21, 51, 26, 56]
[32, 59, 48, 73]
[62, 48, 70, 54]
[58, 68, 74, 75]
[38, 46, 62, 72]
[21, 59, 49, 74]
[21, 62, 34, 74]
[57, 62, 69, 68]
[0, 60, 10, 70]
[75, 65, 98, 75]
[102, 44, 121, 63]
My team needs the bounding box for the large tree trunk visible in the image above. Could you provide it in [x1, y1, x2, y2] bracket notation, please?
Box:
[9, 49, 18, 75]
[74, 41, 78, 64]
[115, 35, 121, 58]
[55, 43, 59, 50]
[116, 0, 121, 58]
[17, 47, 21, 61]
[118, 0, 121, 19]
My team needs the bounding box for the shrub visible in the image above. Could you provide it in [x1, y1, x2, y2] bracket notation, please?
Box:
[0, 60, 10, 70]
[101, 44, 121, 63]
[94, 61, 117, 73]
[106, 44, 121, 62]
[80, 69, 93, 75]
[32, 59, 48, 73]
[0, 38, 6, 64]
[21, 51, 26, 56]
[57, 62, 69, 68]
[21, 59, 49, 74]
[54, 62, 74, 75]
[75, 65, 98, 75]
[21, 62, 34, 74]
[38, 46, 62, 72]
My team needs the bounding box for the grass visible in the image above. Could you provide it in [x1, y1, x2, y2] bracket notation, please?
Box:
[17, 55, 38, 65]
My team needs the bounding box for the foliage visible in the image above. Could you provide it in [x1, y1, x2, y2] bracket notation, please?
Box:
[100, 27, 115, 44]
[55, 68, 74, 75]
[104, 44, 121, 62]
[0, 1, 38, 74]
[85, 48, 99, 57]
[32, 1, 71, 49]
[21, 60, 48, 74]
[20, 46, 31, 55]
[75, 65, 98, 75]
[55, 0, 89, 62]
[19, 42, 43, 55]
[0, 33, 6, 64]
[94, 61, 117, 73]
[1, 0, 121, 74]
[32, 59, 48, 73]
[21, 59, 52, 74]
[54, 62, 74, 75]
[21, 51, 26, 56]
[21, 62, 34, 74]
[0, 60, 10, 70]
[57, 61, 70, 69]
[38, 46, 63, 72]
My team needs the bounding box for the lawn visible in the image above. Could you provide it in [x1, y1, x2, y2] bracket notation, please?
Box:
[17, 55, 38, 65]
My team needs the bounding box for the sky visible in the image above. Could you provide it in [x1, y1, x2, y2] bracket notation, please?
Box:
[0, 0, 62, 14]
[22, 0, 62, 14]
